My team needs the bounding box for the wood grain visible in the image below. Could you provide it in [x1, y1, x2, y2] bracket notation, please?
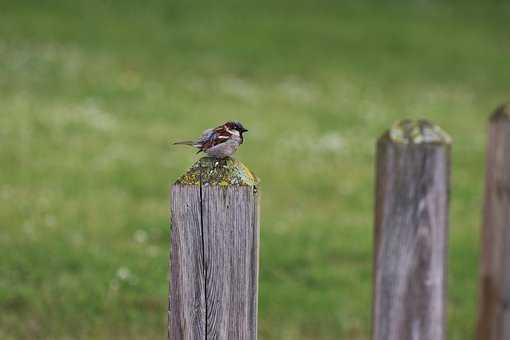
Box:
[169, 157, 260, 340]
[477, 105, 510, 340]
[202, 186, 259, 340]
[169, 185, 206, 340]
[372, 121, 450, 340]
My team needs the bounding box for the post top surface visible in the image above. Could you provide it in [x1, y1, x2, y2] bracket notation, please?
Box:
[490, 103, 510, 122]
[175, 157, 259, 186]
[386, 119, 451, 145]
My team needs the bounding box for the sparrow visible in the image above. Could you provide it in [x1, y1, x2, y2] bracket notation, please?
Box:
[174, 121, 248, 158]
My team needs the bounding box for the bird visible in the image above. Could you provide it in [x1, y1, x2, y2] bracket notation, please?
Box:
[173, 121, 248, 158]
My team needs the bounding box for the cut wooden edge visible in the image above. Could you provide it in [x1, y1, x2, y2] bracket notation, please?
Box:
[489, 103, 510, 122]
[175, 156, 259, 187]
[379, 119, 451, 145]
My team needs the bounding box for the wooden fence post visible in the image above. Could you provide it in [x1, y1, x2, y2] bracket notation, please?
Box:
[372, 120, 451, 340]
[477, 104, 510, 340]
[169, 157, 260, 340]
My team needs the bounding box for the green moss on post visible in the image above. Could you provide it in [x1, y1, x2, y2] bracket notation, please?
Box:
[388, 119, 451, 145]
[175, 157, 259, 187]
[490, 103, 510, 122]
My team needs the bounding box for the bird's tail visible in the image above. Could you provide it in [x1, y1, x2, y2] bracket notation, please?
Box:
[173, 141, 195, 146]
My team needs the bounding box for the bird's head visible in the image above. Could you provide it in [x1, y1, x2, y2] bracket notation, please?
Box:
[225, 121, 248, 142]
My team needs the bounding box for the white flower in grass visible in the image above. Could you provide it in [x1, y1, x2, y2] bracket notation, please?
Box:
[133, 229, 148, 243]
[80, 101, 117, 131]
[116, 267, 132, 281]
[316, 132, 345, 152]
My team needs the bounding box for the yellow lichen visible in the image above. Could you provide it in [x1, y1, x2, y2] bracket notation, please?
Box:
[175, 157, 259, 187]
[389, 119, 451, 145]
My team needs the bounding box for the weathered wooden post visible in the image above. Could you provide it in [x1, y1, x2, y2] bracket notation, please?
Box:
[372, 120, 451, 340]
[169, 157, 260, 340]
[477, 104, 510, 340]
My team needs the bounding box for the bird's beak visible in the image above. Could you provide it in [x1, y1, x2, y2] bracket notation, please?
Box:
[242, 128, 248, 132]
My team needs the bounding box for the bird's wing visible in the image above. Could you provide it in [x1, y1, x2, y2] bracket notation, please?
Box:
[198, 125, 231, 150]
[196, 128, 215, 144]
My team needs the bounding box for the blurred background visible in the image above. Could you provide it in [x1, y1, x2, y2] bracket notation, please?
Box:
[1, 0, 509, 339]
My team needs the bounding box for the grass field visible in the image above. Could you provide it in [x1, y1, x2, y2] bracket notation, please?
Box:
[1, 0, 509, 339]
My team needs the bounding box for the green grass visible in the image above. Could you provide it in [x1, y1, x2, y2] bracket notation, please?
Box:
[1, 0, 509, 338]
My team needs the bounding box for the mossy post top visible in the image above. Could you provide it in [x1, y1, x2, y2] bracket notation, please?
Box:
[175, 157, 259, 186]
[490, 103, 510, 122]
[381, 119, 452, 145]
